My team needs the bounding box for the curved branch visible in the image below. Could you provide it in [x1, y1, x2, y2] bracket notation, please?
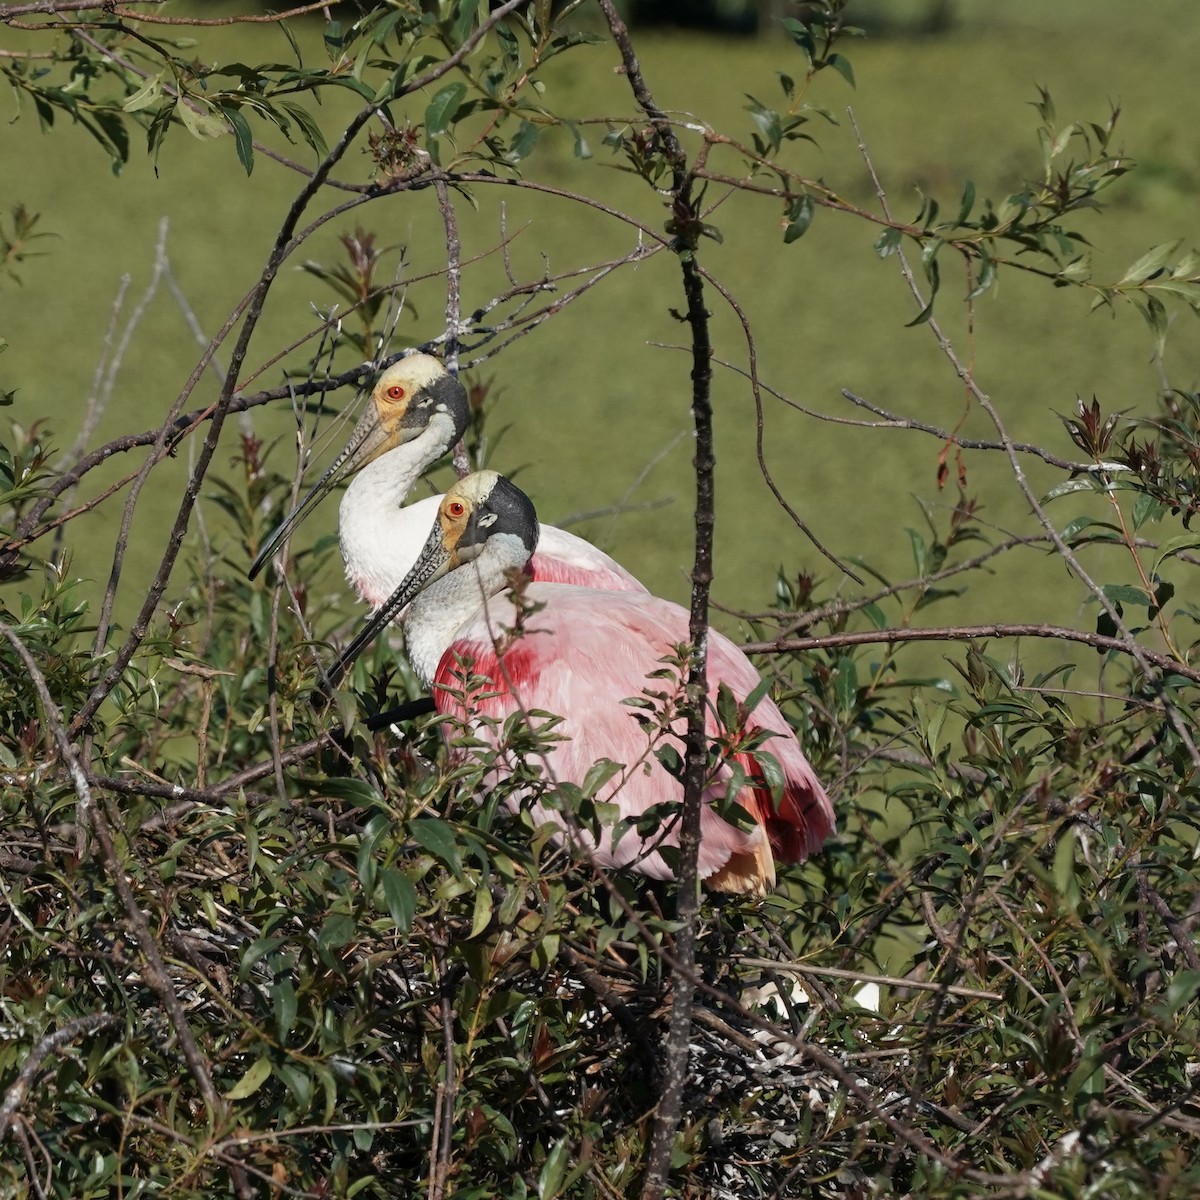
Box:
[0, 1013, 121, 1141]
[0, 622, 232, 1137]
[746, 623, 1200, 686]
[849, 108, 1200, 773]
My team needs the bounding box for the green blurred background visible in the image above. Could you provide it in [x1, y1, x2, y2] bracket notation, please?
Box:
[4, 0, 1199, 652]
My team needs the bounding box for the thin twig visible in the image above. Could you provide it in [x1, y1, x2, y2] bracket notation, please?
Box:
[690, 269, 863, 581]
[848, 105, 1200, 776]
[734, 958, 1002, 1002]
[85, 219, 172, 674]
[0, 1013, 120, 1141]
[9, 217, 659, 555]
[0, 622, 246, 1194]
[743, 623, 1200, 685]
[436, 178, 471, 478]
[56, 273, 131, 471]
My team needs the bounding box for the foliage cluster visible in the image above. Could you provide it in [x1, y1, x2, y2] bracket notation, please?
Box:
[1, 2, 1199, 1198]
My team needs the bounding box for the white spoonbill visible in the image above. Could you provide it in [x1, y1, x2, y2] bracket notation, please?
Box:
[329, 471, 834, 895]
[249, 354, 644, 603]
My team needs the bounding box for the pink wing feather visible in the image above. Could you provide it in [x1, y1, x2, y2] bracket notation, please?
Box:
[529, 524, 647, 592]
[430, 583, 833, 888]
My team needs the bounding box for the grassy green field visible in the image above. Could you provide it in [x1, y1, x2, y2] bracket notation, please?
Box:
[4, 0, 1200, 659]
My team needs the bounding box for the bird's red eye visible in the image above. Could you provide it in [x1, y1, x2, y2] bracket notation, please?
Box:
[386, 384, 405, 401]
[447, 501, 466, 518]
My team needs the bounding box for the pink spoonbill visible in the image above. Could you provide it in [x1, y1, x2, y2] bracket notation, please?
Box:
[249, 354, 644, 602]
[328, 471, 834, 895]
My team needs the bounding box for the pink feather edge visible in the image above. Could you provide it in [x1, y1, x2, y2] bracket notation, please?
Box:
[427, 582, 835, 891]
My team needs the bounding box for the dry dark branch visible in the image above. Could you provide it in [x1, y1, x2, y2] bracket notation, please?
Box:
[0, 621, 253, 1194]
[595, 2, 715, 1194]
[744, 623, 1200, 685]
[63, 6, 532, 736]
[0, 1013, 120, 1142]
[848, 108, 1200, 774]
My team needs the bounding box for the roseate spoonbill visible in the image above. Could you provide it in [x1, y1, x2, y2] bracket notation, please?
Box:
[249, 354, 644, 603]
[329, 471, 834, 895]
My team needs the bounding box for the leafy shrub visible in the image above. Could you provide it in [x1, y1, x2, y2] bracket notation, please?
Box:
[1, 3, 1198, 1197]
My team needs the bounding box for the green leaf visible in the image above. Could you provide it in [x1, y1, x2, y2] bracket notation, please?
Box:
[834, 656, 858, 713]
[925, 701, 947, 758]
[1148, 578, 1174, 620]
[122, 74, 163, 114]
[1060, 515, 1122, 543]
[740, 675, 772, 715]
[222, 105, 255, 175]
[178, 101, 228, 141]
[1131, 490, 1166, 531]
[1041, 477, 1102, 504]
[273, 978, 297, 1040]
[277, 100, 328, 160]
[1099, 583, 1151, 608]
[751, 746, 785, 797]
[1153, 533, 1200, 574]
[276, 1061, 311, 1109]
[225, 1055, 272, 1101]
[380, 867, 417, 931]
[874, 227, 902, 259]
[745, 95, 782, 151]
[783, 193, 814, 243]
[966, 253, 996, 300]
[653, 744, 683, 780]
[425, 82, 467, 137]
[907, 527, 927, 575]
[506, 120, 539, 163]
[1096, 602, 1121, 640]
[279, 16, 303, 65]
[314, 778, 379, 805]
[1065, 1038, 1105, 1106]
[581, 758, 621, 796]
[238, 935, 286, 983]
[825, 52, 855, 88]
[469, 885, 493, 939]
[1166, 970, 1200, 1011]
[323, 19, 345, 56]
[496, 20, 521, 70]
[716, 681, 738, 733]
[1118, 239, 1181, 286]
[862, 601, 888, 630]
[906, 286, 938, 327]
[1052, 831, 1075, 903]
[92, 110, 130, 175]
[538, 1136, 571, 1200]
[532, 932, 560, 972]
[481, 989, 527, 1026]
[410, 817, 464, 878]
[452, 0, 481, 48]
[954, 180, 976, 227]
[317, 912, 356, 953]
[566, 120, 591, 159]
[1057, 256, 1092, 283]
[1137, 294, 1169, 357]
